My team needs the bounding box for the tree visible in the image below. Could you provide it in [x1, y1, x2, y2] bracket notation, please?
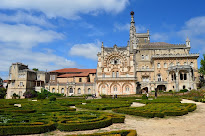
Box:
[199, 54, 205, 88]
[0, 88, 7, 99]
[199, 54, 205, 75]
[0, 77, 3, 86]
[32, 68, 39, 71]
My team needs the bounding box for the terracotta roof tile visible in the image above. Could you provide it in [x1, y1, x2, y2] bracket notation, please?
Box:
[57, 72, 90, 78]
[50, 68, 96, 73]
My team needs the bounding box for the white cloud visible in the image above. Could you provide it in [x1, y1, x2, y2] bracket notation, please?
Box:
[0, 11, 53, 27]
[0, 45, 77, 80]
[178, 16, 205, 51]
[0, 23, 64, 48]
[0, 23, 76, 80]
[69, 41, 101, 60]
[0, 0, 129, 19]
[114, 23, 145, 32]
[151, 33, 169, 42]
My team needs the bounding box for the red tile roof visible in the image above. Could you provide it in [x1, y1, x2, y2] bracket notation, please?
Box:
[57, 72, 90, 78]
[50, 68, 96, 73]
[3, 80, 8, 83]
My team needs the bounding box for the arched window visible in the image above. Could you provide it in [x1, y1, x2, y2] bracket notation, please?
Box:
[116, 71, 119, 77]
[158, 74, 162, 81]
[52, 88, 55, 93]
[112, 71, 115, 77]
[102, 86, 106, 94]
[141, 55, 144, 60]
[69, 88, 73, 93]
[142, 66, 144, 69]
[78, 88, 81, 94]
[88, 88, 91, 94]
[184, 62, 187, 65]
[146, 66, 149, 69]
[61, 88, 64, 94]
[177, 62, 180, 65]
[113, 85, 117, 92]
[157, 63, 161, 68]
[126, 86, 130, 92]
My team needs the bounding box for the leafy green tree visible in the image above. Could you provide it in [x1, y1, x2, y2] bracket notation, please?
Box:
[32, 68, 39, 71]
[199, 54, 205, 88]
[0, 88, 7, 99]
[199, 54, 205, 75]
[0, 77, 3, 86]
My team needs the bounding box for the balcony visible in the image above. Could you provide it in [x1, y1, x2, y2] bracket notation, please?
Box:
[136, 68, 154, 72]
[96, 77, 137, 81]
[35, 86, 43, 92]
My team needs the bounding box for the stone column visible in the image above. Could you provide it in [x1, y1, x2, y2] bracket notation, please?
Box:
[175, 70, 179, 92]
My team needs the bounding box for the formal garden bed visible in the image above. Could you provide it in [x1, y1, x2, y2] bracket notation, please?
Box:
[75, 98, 135, 110]
[0, 93, 201, 135]
[67, 130, 137, 136]
[0, 98, 125, 135]
[113, 103, 196, 118]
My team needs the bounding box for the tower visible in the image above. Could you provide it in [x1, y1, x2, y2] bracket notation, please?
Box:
[186, 37, 190, 47]
[129, 11, 137, 51]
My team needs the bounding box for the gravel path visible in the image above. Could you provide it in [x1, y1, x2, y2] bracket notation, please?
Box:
[23, 99, 205, 136]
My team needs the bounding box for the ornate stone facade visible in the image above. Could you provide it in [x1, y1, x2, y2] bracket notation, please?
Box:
[96, 11, 199, 95]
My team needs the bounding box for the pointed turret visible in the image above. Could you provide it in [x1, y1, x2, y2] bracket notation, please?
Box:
[186, 37, 190, 47]
[129, 11, 136, 51]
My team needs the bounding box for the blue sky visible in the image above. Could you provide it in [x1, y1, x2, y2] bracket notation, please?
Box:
[0, 0, 205, 80]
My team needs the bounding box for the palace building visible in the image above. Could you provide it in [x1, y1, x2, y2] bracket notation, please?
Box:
[6, 11, 200, 98]
[95, 11, 199, 95]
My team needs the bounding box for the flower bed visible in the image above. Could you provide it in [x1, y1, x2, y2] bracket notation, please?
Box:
[113, 103, 196, 118]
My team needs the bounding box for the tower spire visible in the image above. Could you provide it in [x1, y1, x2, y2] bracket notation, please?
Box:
[130, 11, 136, 51]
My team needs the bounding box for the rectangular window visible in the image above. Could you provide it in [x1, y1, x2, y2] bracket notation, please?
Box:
[52, 75, 55, 80]
[19, 91, 22, 96]
[37, 75, 40, 80]
[157, 63, 161, 68]
[184, 74, 187, 80]
[79, 78, 82, 82]
[164, 63, 167, 68]
[20, 82, 23, 87]
[180, 74, 183, 80]
[12, 82, 15, 86]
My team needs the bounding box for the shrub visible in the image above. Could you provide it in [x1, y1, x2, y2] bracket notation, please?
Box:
[12, 93, 20, 99]
[169, 90, 173, 92]
[142, 94, 148, 100]
[23, 90, 38, 98]
[0, 88, 7, 99]
[37, 93, 46, 99]
[49, 96, 56, 101]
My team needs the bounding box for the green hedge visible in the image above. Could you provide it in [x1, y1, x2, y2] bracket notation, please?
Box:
[0, 121, 56, 135]
[57, 111, 125, 131]
[67, 130, 137, 136]
[113, 103, 197, 118]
